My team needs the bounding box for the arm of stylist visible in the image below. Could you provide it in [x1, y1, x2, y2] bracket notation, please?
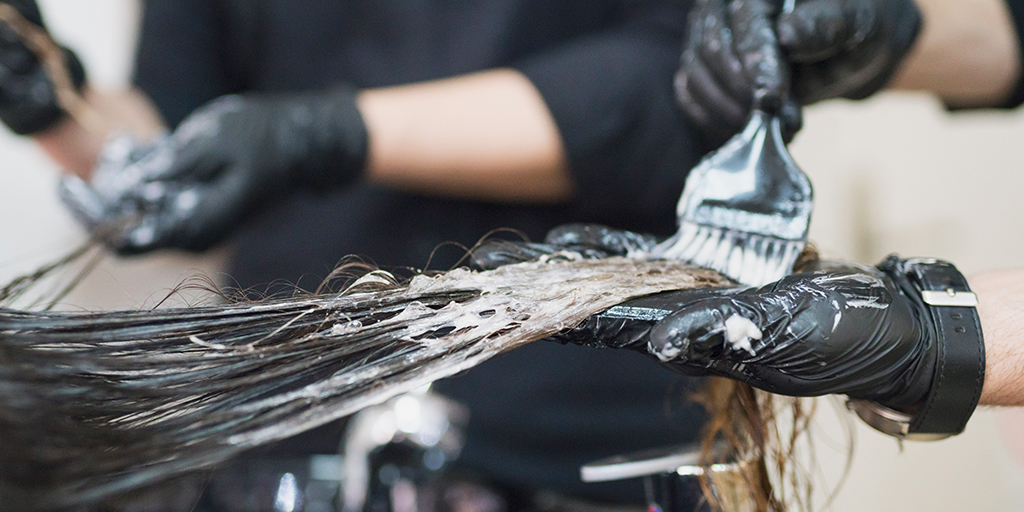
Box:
[105, 72, 572, 253]
[6, 0, 700, 259]
[635, 260, 1024, 439]
[475, 224, 1022, 440]
[0, 1, 571, 252]
[102, 0, 693, 256]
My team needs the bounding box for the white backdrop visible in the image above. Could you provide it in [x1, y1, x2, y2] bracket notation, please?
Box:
[0, 1, 1022, 509]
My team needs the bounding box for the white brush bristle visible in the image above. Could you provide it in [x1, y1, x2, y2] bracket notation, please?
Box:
[654, 223, 804, 287]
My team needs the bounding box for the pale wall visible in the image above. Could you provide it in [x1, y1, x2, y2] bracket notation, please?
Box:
[0, 2, 1022, 510]
[790, 95, 1024, 511]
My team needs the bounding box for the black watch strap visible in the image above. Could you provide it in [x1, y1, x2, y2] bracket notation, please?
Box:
[902, 258, 986, 436]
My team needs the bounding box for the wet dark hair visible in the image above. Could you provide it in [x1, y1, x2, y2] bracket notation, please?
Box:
[0, 244, 731, 510]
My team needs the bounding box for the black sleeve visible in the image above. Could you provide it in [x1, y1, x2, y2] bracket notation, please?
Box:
[1001, 0, 1024, 108]
[133, 0, 239, 127]
[513, 2, 705, 234]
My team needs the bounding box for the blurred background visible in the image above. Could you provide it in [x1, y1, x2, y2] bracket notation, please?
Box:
[1, 1, 1023, 510]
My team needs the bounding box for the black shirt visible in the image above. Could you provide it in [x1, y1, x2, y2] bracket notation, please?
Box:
[133, 0, 707, 503]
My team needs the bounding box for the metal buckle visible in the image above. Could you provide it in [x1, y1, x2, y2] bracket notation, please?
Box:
[846, 399, 953, 442]
[920, 288, 978, 307]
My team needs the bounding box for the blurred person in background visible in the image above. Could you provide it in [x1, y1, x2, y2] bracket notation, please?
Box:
[0, 1, 726, 509]
[2, 0, 1024, 510]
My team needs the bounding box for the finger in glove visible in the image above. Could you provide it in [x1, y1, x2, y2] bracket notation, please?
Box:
[780, 0, 922, 103]
[777, 0, 876, 62]
[552, 286, 748, 351]
[728, 0, 789, 111]
[543, 224, 660, 256]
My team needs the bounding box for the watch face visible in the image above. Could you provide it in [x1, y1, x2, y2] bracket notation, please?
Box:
[847, 399, 953, 442]
[847, 399, 912, 438]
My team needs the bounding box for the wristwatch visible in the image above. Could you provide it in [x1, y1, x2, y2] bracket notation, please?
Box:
[847, 257, 986, 441]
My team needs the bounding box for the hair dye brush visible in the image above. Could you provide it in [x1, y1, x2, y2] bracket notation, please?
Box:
[653, 110, 813, 287]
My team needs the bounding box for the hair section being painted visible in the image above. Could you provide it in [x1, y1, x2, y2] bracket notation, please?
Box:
[0, 246, 733, 510]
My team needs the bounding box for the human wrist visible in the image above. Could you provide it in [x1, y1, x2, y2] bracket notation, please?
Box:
[284, 88, 368, 191]
[32, 114, 103, 178]
[852, 256, 985, 439]
[971, 269, 1024, 406]
[867, 257, 937, 409]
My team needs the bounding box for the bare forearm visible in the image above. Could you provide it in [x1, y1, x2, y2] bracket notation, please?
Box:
[30, 88, 166, 179]
[357, 68, 573, 203]
[32, 115, 105, 178]
[973, 269, 1024, 406]
[890, 0, 1022, 107]
[36, 69, 573, 202]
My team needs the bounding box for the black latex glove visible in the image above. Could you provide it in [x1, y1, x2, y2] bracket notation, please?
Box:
[625, 256, 933, 409]
[675, 0, 921, 147]
[113, 91, 368, 253]
[0, 0, 86, 135]
[477, 225, 937, 408]
[471, 223, 661, 270]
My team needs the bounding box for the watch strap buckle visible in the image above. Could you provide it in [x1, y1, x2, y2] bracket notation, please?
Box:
[846, 399, 953, 442]
[920, 288, 978, 307]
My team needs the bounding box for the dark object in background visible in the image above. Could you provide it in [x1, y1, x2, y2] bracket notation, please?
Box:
[581, 442, 755, 512]
[0, 0, 87, 135]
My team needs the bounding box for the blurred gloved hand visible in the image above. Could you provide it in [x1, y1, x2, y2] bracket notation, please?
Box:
[107, 91, 368, 253]
[675, 0, 922, 147]
[0, 0, 86, 134]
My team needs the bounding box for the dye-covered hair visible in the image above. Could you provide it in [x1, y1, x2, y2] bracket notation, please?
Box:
[0, 245, 730, 510]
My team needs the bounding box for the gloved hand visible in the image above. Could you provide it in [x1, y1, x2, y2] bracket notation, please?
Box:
[478, 225, 941, 410]
[632, 257, 936, 410]
[472, 223, 709, 351]
[675, 0, 922, 147]
[107, 91, 368, 253]
[471, 223, 661, 270]
[0, 0, 87, 134]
